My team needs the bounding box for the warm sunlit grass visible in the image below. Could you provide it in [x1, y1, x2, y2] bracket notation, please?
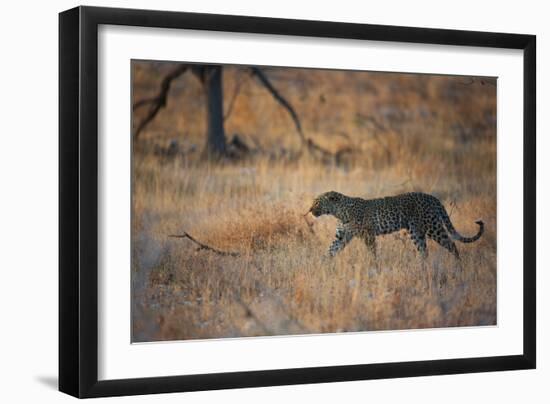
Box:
[131, 64, 496, 342]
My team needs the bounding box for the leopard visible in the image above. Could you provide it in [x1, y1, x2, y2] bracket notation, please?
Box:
[307, 191, 484, 259]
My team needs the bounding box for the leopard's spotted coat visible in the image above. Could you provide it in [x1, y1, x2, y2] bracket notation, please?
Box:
[309, 191, 484, 259]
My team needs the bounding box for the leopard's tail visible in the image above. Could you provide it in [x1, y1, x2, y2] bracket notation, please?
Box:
[440, 207, 484, 243]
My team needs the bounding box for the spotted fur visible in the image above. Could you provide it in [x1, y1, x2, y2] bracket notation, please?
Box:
[308, 191, 483, 259]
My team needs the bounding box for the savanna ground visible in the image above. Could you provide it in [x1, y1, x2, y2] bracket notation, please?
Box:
[131, 62, 497, 342]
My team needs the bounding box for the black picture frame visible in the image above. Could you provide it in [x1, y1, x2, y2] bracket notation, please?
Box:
[59, 5, 536, 398]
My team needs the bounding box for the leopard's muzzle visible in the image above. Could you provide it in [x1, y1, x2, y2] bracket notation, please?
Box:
[309, 204, 326, 217]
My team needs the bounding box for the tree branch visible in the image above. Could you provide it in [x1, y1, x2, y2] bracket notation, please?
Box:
[250, 67, 354, 163]
[356, 114, 392, 162]
[168, 231, 240, 257]
[132, 64, 189, 139]
[250, 67, 305, 146]
[306, 138, 334, 160]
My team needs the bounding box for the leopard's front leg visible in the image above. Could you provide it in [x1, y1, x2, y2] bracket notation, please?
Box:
[327, 223, 354, 257]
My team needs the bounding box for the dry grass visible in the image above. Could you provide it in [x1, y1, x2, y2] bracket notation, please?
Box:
[131, 63, 496, 342]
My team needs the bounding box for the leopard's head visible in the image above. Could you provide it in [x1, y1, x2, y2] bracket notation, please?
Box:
[309, 191, 346, 218]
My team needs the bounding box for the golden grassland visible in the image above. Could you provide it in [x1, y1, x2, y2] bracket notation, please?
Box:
[131, 62, 496, 342]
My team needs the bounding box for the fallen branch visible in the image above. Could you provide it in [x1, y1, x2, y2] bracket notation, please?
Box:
[168, 231, 240, 257]
[133, 64, 189, 139]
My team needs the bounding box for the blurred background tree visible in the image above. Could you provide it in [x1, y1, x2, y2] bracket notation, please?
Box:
[133, 63, 307, 159]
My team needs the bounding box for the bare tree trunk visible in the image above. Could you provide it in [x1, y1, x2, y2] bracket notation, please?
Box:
[203, 66, 227, 158]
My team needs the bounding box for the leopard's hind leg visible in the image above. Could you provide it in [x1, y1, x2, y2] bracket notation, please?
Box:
[408, 221, 432, 291]
[363, 232, 377, 259]
[427, 223, 460, 260]
[427, 222, 463, 287]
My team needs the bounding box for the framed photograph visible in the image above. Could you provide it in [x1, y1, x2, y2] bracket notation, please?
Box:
[59, 6, 536, 398]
